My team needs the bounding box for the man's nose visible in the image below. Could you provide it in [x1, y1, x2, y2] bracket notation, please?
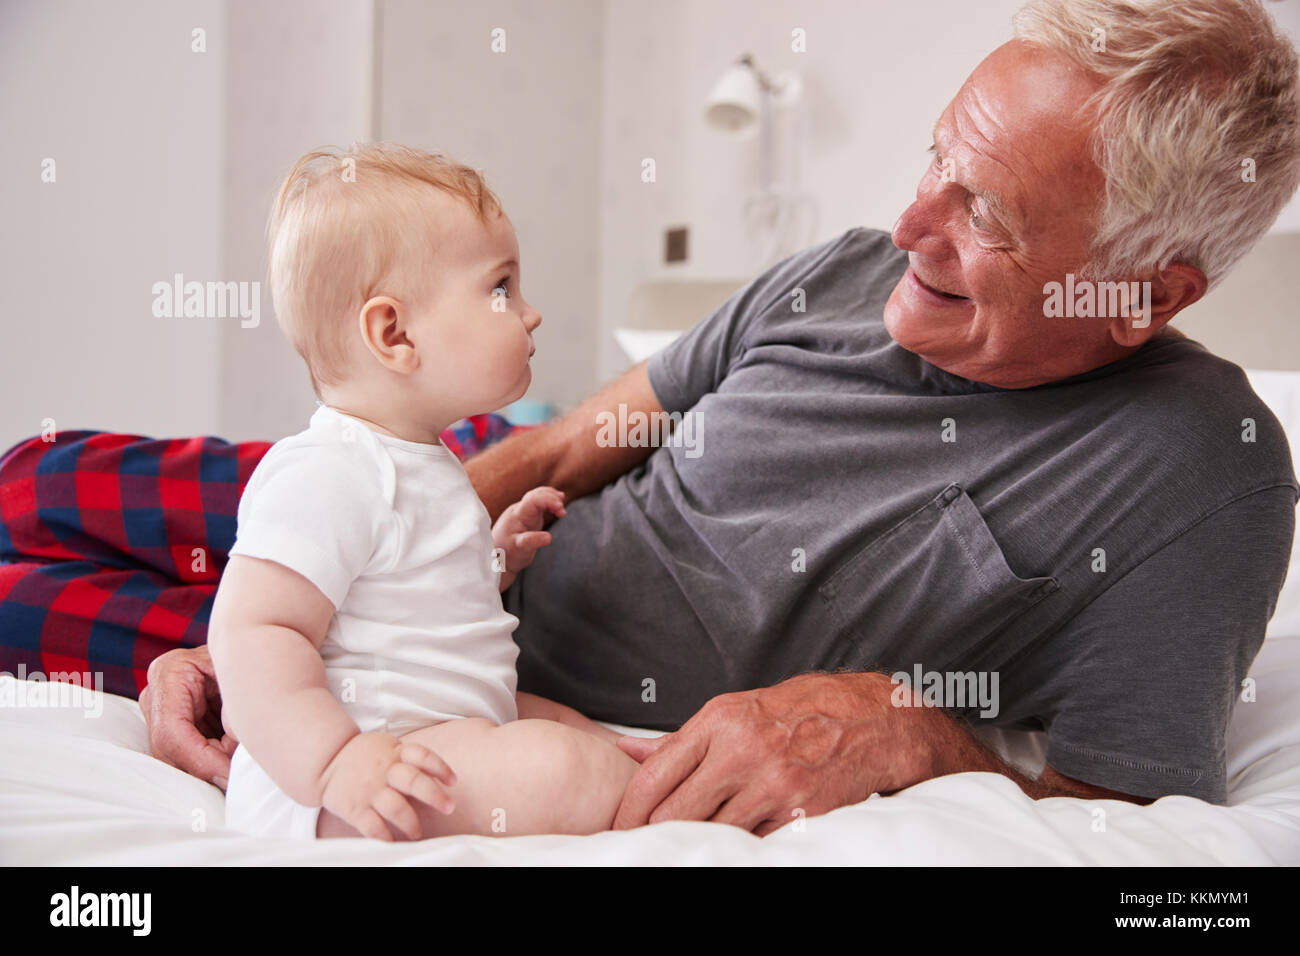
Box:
[892, 185, 949, 259]
[891, 200, 925, 252]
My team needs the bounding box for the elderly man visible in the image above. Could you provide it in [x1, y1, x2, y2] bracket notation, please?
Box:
[142, 0, 1300, 832]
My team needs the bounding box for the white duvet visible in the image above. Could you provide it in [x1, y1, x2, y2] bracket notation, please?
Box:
[2, 634, 1298, 865]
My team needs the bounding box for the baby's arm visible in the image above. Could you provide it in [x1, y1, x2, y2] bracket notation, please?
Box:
[209, 555, 455, 839]
[209, 556, 352, 799]
[492, 486, 566, 591]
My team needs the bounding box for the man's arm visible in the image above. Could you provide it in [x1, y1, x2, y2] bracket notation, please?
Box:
[615, 487, 1296, 831]
[473, 230, 845, 521]
[612, 670, 1150, 835]
[897, 690, 1152, 802]
[468, 360, 664, 521]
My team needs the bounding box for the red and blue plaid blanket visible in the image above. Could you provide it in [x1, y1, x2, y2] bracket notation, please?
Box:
[0, 414, 519, 699]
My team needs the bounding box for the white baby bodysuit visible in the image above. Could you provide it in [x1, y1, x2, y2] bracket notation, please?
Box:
[223, 404, 520, 838]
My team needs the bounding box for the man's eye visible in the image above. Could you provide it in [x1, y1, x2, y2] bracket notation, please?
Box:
[969, 199, 996, 233]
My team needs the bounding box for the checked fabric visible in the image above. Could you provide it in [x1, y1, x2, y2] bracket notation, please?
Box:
[0, 414, 521, 699]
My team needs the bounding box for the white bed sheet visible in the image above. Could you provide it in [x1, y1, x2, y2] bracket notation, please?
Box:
[2, 635, 1298, 865]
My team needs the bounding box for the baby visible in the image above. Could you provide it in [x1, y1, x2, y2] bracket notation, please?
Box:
[210, 143, 637, 841]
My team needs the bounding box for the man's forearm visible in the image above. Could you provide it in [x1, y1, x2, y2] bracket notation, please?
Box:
[893, 701, 1042, 794]
[885, 678, 1149, 802]
[467, 360, 662, 521]
[467, 423, 568, 522]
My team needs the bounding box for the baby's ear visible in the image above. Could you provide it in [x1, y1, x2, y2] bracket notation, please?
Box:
[358, 295, 417, 372]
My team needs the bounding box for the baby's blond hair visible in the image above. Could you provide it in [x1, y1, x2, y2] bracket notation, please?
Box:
[267, 143, 503, 392]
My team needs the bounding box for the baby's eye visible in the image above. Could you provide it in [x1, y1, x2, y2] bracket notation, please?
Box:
[492, 277, 510, 299]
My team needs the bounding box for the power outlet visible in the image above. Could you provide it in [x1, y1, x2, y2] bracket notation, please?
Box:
[665, 226, 688, 263]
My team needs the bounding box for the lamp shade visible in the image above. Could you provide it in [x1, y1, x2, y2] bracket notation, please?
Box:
[704, 60, 761, 132]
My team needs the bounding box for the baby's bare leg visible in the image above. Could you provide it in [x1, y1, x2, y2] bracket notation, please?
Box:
[516, 691, 626, 745]
[316, 717, 638, 839]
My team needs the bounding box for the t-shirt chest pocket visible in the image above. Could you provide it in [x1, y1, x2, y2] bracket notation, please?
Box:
[817, 483, 1058, 673]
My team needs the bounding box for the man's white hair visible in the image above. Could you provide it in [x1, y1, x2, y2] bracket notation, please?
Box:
[1013, 0, 1300, 288]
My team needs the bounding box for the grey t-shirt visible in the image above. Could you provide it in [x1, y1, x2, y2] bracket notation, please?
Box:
[507, 227, 1297, 803]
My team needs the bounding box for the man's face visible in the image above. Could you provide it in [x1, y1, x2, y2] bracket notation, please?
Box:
[883, 40, 1113, 388]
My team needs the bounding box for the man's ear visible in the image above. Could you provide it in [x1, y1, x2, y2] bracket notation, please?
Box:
[358, 295, 418, 373]
[1108, 262, 1207, 348]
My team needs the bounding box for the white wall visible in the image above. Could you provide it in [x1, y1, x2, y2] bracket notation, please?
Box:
[596, 0, 1300, 382]
[218, 0, 374, 443]
[219, 0, 606, 436]
[378, 0, 605, 416]
[0, 0, 225, 450]
[0, 0, 604, 446]
[596, 0, 1026, 382]
[5, 0, 1299, 453]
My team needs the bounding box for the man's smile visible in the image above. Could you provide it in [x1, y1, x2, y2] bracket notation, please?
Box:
[905, 266, 972, 305]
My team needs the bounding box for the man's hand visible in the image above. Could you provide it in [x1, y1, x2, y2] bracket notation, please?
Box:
[139, 645, 237, 790]
[491, 486, 566, 590]
[613, 672, 907, 836]
[613, 671, 1152, 834]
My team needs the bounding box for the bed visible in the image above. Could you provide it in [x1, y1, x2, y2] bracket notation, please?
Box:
[3, 370, 1300, 866]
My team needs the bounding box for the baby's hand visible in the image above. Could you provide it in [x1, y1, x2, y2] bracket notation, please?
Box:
[320, 731, 457, 841]
[492, 486, 566, 589]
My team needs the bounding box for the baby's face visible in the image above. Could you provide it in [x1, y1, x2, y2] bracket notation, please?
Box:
[408, 202, 541, 419]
